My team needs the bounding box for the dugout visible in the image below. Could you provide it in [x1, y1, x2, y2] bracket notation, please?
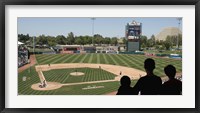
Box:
[59, 45, 82, 54]
[55, 45, 96, 54]
[82, 45, 96, 53]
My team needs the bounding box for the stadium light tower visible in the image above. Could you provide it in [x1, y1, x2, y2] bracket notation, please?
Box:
[177, 18, 182, 49]
[91, 18, 96, 46]
[33, 36, 35, 53]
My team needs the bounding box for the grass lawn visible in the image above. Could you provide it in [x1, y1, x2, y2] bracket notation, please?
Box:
[36, 53, 182, 76]
[18, 66, 121, 95]
[18, 53, 182, 95]
[43, 68, 116, 84]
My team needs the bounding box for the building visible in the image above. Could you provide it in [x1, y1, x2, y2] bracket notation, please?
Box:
[96, 46, 119, 54]
[125, 20, 142, 52]
[54, 45, 96, 54]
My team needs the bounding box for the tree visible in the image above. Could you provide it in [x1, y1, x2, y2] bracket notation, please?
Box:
[84, 35, 92, 45]
[94, 34, 104, 45]
[122, 38, 127, 44]
[159, 40, 164, 46]
[75, 37, 82, 45]
[150, 34, 156, 46]
[140, 35, 147, 47]
[141, 43, 146, 49]
[36, 35, 48, 46]
[111, 37, 118, 46]
[18, 34, 31, 44]
[151, 34, 156, 45]
[155, 39, 160, 45]
[56, 35, 67, 45]
[66, 32, 75, 45]
[159, 45, 165, 50]
[155, 45, 160, 50]
[172, 36, 177, 46]
[165, 35, 173, 49]
[47, 36, 56, 47]
[178, 34, 182, 47]
[104, 37, 111, 44]
[163, 41, 171, 50]
[147, 38, 153, 47]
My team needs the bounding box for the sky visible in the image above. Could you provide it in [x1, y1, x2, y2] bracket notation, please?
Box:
[18, 17, 182, 39]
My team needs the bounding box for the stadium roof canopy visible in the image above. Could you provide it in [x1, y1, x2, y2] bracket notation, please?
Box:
[18, 41, 24, 45]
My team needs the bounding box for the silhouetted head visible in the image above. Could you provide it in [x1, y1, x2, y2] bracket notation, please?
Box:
[144, 58, 155, 72]
[120, 76, 131, 86]
[164, 65, 176, 79]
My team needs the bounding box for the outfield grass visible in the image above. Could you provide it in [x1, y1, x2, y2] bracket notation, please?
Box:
[18, 53, 182, 95]
[36, 53, 182, 77]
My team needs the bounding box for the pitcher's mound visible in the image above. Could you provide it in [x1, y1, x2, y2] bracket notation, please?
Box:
[70, 72, 85, 76]
[31, 82, 62, 91]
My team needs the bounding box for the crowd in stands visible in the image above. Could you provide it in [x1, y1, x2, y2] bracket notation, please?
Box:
[117, 58, 182, 95]
[18, 45, 30, 67]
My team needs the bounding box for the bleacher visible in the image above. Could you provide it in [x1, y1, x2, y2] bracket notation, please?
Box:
[18, 45, 29, 68]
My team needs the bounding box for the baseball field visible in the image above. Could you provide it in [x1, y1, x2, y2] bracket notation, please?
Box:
[18, 53, 182, 95]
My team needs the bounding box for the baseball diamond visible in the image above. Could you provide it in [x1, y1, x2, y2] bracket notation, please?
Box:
[18, 53, 182, 95]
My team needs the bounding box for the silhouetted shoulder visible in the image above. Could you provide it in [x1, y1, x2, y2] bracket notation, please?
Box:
[140, 75, 161, 82]
[116, 86, 134, 95]
[163, 79, 182, 86]
[133, 75, 162, 95]
[161, 79, 182, 95]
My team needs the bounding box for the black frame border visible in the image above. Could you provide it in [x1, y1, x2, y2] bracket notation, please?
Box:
[0, 0, 200, 113]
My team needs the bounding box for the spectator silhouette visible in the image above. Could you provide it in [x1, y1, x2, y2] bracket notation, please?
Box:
[132, 58, 162, 95]
[161, 65, 182, 95]
[116, 76, 133, 95]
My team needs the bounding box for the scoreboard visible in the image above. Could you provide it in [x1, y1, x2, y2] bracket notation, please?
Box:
[125, 21, 142, 51]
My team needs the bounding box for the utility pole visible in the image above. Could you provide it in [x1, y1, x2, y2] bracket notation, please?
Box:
[91, 18, 96, 46]
[33, 36, 35, 53]
[177, 18, 182, 49]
